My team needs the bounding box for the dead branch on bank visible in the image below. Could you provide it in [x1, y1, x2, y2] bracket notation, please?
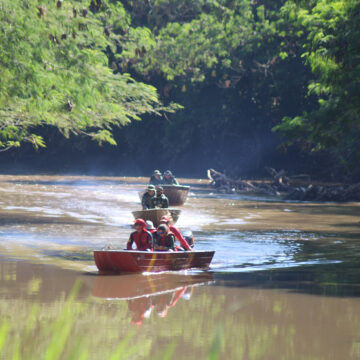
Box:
[207, 168, 360, 202]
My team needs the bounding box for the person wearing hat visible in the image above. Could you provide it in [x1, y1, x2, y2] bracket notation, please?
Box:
[146, 220, 156, 234]
[153, 224, 175, 251]
[162, 170, 179, 185]
[149, 170, 163, 185]
[159, 216, 192, 251]
[127, 218, 153, 251]
[141, 185, 156, 210]
[154, 186, 169, 209]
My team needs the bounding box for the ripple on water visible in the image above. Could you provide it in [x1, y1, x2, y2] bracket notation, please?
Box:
[0, 176, 359, 274]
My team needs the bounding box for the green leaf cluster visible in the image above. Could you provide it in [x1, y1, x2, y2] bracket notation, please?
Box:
[0, 0, 174, 150]
[275, 0, 360, 166]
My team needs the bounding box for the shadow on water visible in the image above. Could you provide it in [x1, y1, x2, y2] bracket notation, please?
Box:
[239, 201, 360, 215]
[213, 262, 360, 297]
[334, 222, 360, 228]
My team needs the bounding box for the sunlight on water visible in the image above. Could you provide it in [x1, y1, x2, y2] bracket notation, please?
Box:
[0, 175, 359, 273]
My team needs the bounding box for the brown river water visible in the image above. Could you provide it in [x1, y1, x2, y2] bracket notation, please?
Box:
[0, 175, 360, 359]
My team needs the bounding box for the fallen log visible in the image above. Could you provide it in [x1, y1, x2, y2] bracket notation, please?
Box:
[207, 169, 280, 196]
[207, 168, 360, 202]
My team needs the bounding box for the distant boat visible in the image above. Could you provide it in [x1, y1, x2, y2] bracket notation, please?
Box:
[139, 185, 190, 206]
[162, 185, 190, 206]
[93, 250, 215, 273]
[132, 208, 181, 227]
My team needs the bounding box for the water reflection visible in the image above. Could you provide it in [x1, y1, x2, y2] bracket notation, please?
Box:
[1, 258, 360, 359]
[92, 272, 214, 324]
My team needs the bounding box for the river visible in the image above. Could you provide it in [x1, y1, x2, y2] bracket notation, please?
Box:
[0, 175, 359, 359]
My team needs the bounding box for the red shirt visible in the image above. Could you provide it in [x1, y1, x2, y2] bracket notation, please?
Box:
[169, 225, 191, 251]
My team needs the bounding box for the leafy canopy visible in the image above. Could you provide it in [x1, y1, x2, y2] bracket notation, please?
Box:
[275, 0, 360, 166]
[0, 0, 178, 150]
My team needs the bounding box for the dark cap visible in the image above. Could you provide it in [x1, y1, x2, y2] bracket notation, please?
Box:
[157, 224, 167, 232]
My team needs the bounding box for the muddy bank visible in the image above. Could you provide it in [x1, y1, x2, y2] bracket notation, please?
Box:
[208, 168, 360, 202]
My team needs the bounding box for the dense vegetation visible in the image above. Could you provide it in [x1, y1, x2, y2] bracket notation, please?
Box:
[0, 0, 359, 179]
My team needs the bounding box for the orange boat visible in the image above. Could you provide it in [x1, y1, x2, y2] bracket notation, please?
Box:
[93, 250, 215, 273]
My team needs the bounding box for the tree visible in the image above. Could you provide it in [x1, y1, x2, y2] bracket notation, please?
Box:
[0, 0, 178, 151]
[274, 0, 360, 171]
[118, 0, 311, 174]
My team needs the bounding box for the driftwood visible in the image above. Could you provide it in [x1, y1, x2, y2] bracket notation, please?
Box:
[207, 168, 360, 202]
[207, 169, 279, 196]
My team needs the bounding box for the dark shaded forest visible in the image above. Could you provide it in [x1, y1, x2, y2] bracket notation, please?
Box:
[0, 0, 359, 180]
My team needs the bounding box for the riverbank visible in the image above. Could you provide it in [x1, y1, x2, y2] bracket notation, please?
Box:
[208, 168, 360, 202]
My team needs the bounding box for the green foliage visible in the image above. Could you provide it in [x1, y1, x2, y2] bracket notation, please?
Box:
[0, 0, 177, 150]
[137, 0, 278, 84]
[275, 0, 360, 167]
[116, 0, 311, 174]
[1, 0, 359, 176]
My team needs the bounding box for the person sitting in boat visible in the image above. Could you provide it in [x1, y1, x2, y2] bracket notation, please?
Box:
[159, 216, 192, 251]
[149, 170, 163, 185]
[127, 219, 153, 251]
[162, 170, 179, 185]
[153, 224, 175, 251]
[141, 185, 156, 210]
[146, 220, 156, 234]
[154, 186, 169, 209]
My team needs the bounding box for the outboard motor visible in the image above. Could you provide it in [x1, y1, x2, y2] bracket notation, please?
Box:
[182, 230, 194, 249]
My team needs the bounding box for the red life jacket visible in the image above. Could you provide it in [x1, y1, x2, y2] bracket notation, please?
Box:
[155, 231, 175, 250]
[127, 230, 153, 251]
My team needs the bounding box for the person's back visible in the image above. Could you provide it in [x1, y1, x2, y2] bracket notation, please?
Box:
[162, 170, 179, 185]
[142, 185, 156, 210]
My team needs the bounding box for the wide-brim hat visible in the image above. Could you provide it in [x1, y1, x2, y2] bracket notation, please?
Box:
[153, 170, 161, 175]
[147, 185, 156, 191]
[146, 220, 155, 230]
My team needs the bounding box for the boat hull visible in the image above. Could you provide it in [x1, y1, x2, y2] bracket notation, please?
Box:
[93, 250, 215, 273]
[162, 185, 190, 206]
[139, 185, 190, 206]
[132, 208, 180, 227]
